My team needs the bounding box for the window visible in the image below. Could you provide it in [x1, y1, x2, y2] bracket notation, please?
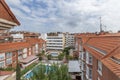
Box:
[6, 58, 12, 65]
[0, 53, 5, 60]
[89, 54, 92, 64]
[0, 61, 5, 68]
[98, 60, 102, 75]
[79, 45, 82, 51]
[18, 50, 23, 55]
[86, 65, 92, 79]
[89, 68, 92, 79]
[6, 52, 12, 58]
[23, 48, 27, 53]
[86, 51, 92, 65]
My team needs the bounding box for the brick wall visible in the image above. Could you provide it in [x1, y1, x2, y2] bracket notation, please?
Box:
[102, 64, 119, 80]
[92, 56, 120, 80]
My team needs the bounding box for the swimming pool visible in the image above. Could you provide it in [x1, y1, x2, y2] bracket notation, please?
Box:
[51, 52, 58, 57]
[24, 70, 33, 79]
[24, 64, 52, 79]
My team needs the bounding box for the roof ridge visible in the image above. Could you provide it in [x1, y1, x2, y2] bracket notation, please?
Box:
[102, 44, 120, 59]
[83, 37, 91, 45]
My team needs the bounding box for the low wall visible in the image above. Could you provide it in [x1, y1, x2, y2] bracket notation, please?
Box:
[0, 71, 13, 76]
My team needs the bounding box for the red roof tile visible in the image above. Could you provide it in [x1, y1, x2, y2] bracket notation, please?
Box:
[86, 36, 120, 54]
[0, 38, 45, 53]
[102, 58, 120, 78]
[83, 45, 104, 60]
[0, 0, 20, 25]
[82, 34, 120, 78]
[0, 42, 30, 52]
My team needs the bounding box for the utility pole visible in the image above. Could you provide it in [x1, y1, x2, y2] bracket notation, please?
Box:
[100, 17, 102, 32]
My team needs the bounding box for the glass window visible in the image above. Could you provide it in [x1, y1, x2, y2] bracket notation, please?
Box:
[6, 58, 12, 65]
[89, 68, 92, 79]
[6, 52, 12, 58]
[0, 61, 5, 68]
[98, 60, 102, 75]
[86, 51, 92, 64]
[0, 53, 5, 60]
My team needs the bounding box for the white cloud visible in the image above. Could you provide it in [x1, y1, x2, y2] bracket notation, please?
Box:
[6, 0, 120, 33]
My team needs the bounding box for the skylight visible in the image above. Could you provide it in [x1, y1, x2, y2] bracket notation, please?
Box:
[86, 44, 107, 55]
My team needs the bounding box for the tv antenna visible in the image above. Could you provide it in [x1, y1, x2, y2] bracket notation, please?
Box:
[100, 17, 103, 32]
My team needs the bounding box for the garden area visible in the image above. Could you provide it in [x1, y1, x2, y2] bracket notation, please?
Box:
[22, 63, 71, 80]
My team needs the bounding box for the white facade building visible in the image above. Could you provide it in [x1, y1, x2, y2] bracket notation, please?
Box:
[46, 33, 65, 53]
[64, 33, 75, 47]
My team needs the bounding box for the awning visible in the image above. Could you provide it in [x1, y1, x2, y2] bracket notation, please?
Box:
[20, 55, 38, 64]
[68, 60, 81, 73]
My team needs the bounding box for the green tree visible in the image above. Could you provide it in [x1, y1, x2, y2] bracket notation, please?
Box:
[63, 46, 74, 55]
[37, 50, 45, 61]
[24, 64, 71, 80]
[47, 54, 52, 60]
[58, 53, 64, 60]
[16, 63, 21, 80]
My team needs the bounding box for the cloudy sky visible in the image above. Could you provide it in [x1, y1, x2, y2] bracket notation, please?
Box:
[6, 0, 120, 33]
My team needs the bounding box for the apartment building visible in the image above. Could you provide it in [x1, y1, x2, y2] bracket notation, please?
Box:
[46, 32, 65, 55]
[0, 38, 46, 68]
[0, 0, 46, 69]
[0, 0, 20, 43]
[75, 33, 120, 80]
[64, 32, 75, 47]
[10, 31, 40, 42]
[0, 0, 19, 68]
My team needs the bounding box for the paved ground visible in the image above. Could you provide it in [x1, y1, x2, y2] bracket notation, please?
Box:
[0, 75, 9, 80]
[4, 72, 16, 80]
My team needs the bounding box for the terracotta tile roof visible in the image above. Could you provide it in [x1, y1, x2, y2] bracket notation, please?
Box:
[24, 33, 40, 37]
[86, 36, 120, 54]
[26, 38, 45, 45]
[75, 33, 97, 37]
[82, 34, 120, 78]
[0, 38, 46, 53]
[102, 45, 120, 59]
[83, 45, 104, 60]
[75, 33, 98, 44]
[114, 53, 120, 60]
[101, 33, 120, 37]
[0, 0, 20, 25]
[0, 42, 30, 52]
[102, 58, 120, 78]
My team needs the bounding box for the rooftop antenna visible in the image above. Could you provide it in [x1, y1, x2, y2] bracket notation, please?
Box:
[100, 17, 103, 32]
